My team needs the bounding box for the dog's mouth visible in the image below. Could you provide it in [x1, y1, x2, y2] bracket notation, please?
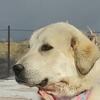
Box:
[38, 84, 62, 100]
[37, 80, 88, 100]
[37, 81, 77, 100]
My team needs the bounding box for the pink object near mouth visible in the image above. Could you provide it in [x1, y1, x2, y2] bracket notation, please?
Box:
[38, 90, 56, 100]
[38, 89, 91, 100]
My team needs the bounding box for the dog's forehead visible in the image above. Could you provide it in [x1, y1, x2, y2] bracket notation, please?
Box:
[31, 27, 62, 40]
[29, 23, 72, 47]
[30, 32, 68, 50]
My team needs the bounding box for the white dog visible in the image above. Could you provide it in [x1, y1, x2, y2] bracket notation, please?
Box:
[13, 22, 100, 100]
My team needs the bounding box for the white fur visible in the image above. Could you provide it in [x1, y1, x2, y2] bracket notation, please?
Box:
[17, 22, 100, 100]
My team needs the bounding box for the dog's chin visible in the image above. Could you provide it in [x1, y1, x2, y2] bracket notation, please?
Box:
[15, 77, 34, 87]
[17, 81, 34, 87]
[37, 81, 81, 100]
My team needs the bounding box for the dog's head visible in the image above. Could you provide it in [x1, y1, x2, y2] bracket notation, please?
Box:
[13, 22, 100, 98]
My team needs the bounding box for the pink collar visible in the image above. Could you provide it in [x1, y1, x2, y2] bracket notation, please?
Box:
[55, 90, 92, 100]
[72, 90, 91, 100]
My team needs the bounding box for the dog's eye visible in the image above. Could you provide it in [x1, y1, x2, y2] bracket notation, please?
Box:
[40, 44, 53, 51]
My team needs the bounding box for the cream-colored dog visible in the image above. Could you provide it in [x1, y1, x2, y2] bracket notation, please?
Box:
[13, 22, 100, 100]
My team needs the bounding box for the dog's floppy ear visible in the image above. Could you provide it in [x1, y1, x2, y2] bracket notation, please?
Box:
[70, 28, 100, 75]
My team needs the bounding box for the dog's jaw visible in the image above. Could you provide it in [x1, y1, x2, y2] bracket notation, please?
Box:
[37, 80, 89, 100]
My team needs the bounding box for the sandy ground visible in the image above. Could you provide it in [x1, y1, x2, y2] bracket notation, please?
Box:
[0, 78, 40, 100]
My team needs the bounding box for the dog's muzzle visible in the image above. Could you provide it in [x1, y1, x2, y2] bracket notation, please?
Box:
[13, 64, 49, 87]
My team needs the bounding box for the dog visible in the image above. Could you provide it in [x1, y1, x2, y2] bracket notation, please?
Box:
[13, 22, 100, 100]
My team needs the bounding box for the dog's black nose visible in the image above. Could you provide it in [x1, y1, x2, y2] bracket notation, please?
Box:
[13, 64, 24, 75]
[38, 78, 48, 87]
